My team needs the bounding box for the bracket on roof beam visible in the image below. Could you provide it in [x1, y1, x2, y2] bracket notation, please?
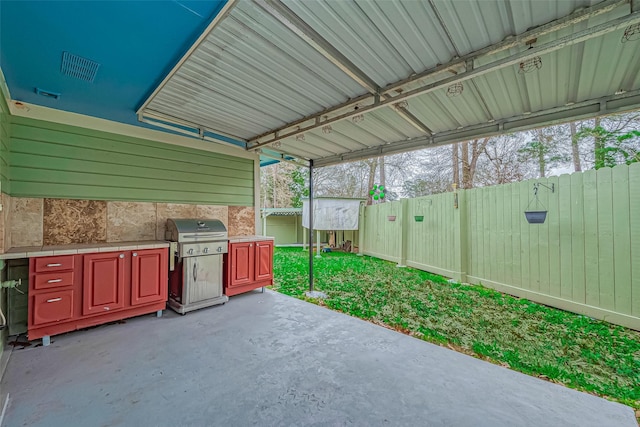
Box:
[465, 59, 474, 72]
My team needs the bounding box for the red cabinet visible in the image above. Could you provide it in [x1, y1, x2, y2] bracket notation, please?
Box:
[228, 242, 255, 288]
[255, 241, 274, 282]
[131, 249, 168, 306]
[28, 248, 168, 341]
[224, 240, 273, 296]
[32, 290, 74, 326]
[82, 252, 126, 315]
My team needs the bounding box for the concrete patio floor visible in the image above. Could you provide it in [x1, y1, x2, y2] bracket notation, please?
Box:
[1, 290, 636, 427]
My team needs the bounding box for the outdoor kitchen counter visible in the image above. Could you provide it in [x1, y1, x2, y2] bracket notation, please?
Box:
[0, 240, 170, 259]
[228, 235, 275, 244]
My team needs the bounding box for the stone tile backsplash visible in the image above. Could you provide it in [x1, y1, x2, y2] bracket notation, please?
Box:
[107, 201, 156, 242]
[43, 199, 107, 245]
[10, 197, 43, 247]
[4, 197, 250, 250]
[228, 206, 256, 236]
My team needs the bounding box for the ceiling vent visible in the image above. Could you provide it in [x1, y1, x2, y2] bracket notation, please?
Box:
[61, 51, 100, 82]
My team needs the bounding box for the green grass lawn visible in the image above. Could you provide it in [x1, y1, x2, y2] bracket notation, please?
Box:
[272, 248, 640, 412]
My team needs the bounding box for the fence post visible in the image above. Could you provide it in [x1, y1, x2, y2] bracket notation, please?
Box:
[358, 202, 365, 256]
[457, 190, 468, 283]
[397, 198, 408, 267]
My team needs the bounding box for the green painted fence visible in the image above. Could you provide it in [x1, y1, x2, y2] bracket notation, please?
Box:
[362, 163, 640, 330]
[8, 116, 254, 205]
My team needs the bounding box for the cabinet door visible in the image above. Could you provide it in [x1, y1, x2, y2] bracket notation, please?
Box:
[254, 241, 273, 282]
[131, 249, 168, 306]
[83, 252, 125, 316]
[229, 242, 254, 287]
[32, 290, 74, 326]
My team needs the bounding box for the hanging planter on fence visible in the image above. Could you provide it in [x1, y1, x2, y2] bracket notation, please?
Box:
[524, 210, 547, 224]
[387, 215, 396, 221]
[414, 215, 424, 222]
[524, 183, 554, 224]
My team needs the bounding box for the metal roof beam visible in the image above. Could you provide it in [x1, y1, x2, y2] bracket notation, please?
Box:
[252, 0, 433, 136]
[249, 8, 640, 151]
[249, 0, 629, 149]
[256, 149, 311, 167]
[312, 89, 640, 167]
[253, 0, 379, 93]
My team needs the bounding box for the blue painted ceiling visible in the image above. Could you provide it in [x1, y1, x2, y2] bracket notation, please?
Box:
[0, 0, 264, 155]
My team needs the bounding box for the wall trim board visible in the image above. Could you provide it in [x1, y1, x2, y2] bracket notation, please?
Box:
[7, 101, 257, 161]
[254, 157, 261, 235]
[0, 67, 11, 109]
[466, 275, 640, 331]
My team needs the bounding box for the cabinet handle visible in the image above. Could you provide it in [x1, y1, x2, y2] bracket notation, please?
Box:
[193, 262, 197, 282]
[119, 254, 125, 259]
[47, 279, 63, 284]
[133, 252, 138, 257]
[46, 297, 62, 303]
[250, 244, 253, 247]
[256, 243, 259, 247]
[46, 263, 62, 267]
[104, 306, 110, 311]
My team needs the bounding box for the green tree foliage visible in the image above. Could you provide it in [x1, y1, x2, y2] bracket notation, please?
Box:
[288, 166, 309, 208]
[518, 128, 570, 177]
[577, 126, 640, 169]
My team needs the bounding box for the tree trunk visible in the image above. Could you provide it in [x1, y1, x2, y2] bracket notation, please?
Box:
[538, 145, 546, 178]
[272, 164, 278, 207]
[469, 138, 488, 183]
[460, 138, 488, 189]
[461, 141, 470, 189]
[594, 117, 605, 169]
[452, 143, 460, 188]
[366, 159, 378, 205]
[569, 122, 582, 172]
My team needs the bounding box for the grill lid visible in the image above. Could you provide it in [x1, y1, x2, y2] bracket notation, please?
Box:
[165, 218, 227, 242]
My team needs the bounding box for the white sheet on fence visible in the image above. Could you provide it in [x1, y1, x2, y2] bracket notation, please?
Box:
[302, 199, 361, 230]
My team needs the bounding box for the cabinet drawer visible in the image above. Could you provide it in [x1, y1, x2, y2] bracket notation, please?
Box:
[32, 290, 74, 325]
[33, 271, 74, 290]
[34, 256, 75, 273]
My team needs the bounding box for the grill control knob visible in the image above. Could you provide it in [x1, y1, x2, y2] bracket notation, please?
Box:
[203, 247, 209, 254]
[217, 246, 222, 253]
[188, 248, 194, 255]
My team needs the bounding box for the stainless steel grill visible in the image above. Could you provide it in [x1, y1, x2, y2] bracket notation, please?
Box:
[166, 218, 228, 314]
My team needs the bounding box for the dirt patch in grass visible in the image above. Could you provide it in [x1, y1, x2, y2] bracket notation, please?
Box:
[272, 248, 640, 413]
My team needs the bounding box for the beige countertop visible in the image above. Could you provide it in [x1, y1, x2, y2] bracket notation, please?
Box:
[0, 240, 170, 259]
[228, 235, 275, 244]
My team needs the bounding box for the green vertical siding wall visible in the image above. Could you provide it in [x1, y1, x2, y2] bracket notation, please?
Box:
[362, 164, 640, 330]
[267, 215, 300, 245]
[9, 116, 254, 205]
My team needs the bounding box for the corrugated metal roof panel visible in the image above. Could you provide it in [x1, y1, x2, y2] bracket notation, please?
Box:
[140, 0, 640, 165]
[144, 0, 367, 139]
[282, 0, 453, 87]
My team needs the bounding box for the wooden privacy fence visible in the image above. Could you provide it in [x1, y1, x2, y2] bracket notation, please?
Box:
[360, 162, 640, 330]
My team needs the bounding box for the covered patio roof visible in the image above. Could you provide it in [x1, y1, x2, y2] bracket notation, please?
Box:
[2, 1, 639, 167]
[137, 0, 640, 167]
